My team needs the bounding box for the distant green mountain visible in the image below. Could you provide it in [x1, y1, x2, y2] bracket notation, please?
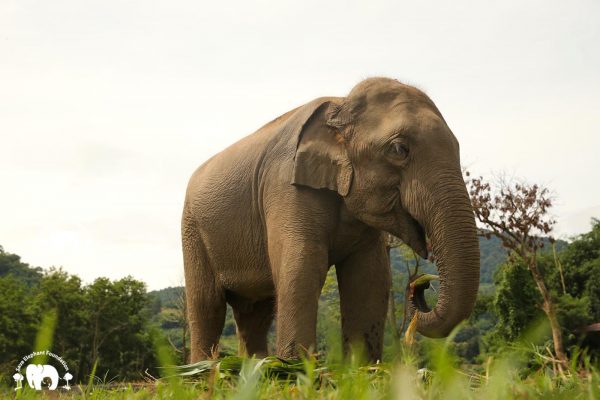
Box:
[148, 286, 184, 309]
[389, 236, 509, 284]
[478, 235, 567, 284]
[479, 236, 507, 284]
[0, 245, 43, 287]
[388, 235, 567, 285]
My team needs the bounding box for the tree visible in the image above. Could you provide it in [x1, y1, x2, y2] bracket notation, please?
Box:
[466, 173, 568, 369]
[546, 219, 600, 357]
[492, 260, 542, 341]
[0, 246, 160, 380]
[551, 219, 600, 321]
[0, 276, 37, 369]
[33, 268, 87, 378]
[0, 246, 42, 286]
[84, 276, 155, 379]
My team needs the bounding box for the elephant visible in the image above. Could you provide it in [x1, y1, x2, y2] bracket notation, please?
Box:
[25, 364, 59, 390]
[182, 77, 480, 362]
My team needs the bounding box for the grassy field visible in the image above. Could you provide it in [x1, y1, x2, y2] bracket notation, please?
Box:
[4, 336, 599, 400]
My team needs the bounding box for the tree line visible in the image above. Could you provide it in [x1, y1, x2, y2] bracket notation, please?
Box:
[0, 252, 157, 383]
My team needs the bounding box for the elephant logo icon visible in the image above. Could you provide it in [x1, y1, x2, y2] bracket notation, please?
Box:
[13, 351, 72, 391]
[25, 364, 59, 390]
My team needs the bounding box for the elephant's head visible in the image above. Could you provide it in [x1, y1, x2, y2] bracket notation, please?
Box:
[292, 77, 479, 337]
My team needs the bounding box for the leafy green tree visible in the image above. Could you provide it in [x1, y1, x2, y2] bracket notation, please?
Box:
[84, 276, 155, 380]
[32, 268, 87, 378]
[546, 219, 600, 321]
[0, 276, 37, 369]
[0, 246, 161, 380]
[586, 258, 600, 322]
[546, 220, 600, 354]
[467, 173, 568, 369]
[483, 220, 600, 359]
[492, 260, 542, 342]
[449, 290, 498, 363]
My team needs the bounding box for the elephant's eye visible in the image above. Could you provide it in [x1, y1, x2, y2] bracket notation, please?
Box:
[391, 141, 409, 159]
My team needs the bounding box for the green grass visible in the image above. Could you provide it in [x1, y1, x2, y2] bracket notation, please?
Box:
[3, 306, 598, 399]
[4, 338, 599, 399]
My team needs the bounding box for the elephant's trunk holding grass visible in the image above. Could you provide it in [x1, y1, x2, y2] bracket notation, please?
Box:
[406, 172, 480, 337]
[182, 77, 479, 362]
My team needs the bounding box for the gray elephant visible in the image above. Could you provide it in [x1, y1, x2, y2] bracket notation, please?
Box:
[182, 77, 480, 362]
[25, 364, 59, 390]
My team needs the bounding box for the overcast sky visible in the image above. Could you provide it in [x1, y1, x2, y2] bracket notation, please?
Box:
[1, 1, 599, 290]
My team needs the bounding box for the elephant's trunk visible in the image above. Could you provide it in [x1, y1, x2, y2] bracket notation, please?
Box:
[409, 173, 480, 337]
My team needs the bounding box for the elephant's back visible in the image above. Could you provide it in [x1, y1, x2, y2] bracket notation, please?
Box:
[184, 105, 296, 209]
[184, 97, 337, 210]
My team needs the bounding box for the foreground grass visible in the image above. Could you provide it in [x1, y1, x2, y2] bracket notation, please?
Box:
[4, 343, 599, 399]
[3, 315, 597, 398]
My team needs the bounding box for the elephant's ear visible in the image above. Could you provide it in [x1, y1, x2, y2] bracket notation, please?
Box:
[292, 101, 353, 196]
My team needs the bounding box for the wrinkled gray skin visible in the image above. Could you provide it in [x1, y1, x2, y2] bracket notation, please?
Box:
[182, 78, 480, 362]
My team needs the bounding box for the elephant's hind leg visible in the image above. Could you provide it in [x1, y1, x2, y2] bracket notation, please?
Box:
[182, 217, 226, 362]
[231, 297, 275, 358]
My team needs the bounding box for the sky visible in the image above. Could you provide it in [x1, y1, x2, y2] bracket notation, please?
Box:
[1, 1, 599, 290]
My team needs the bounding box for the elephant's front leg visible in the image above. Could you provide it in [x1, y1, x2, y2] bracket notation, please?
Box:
[336, 239, 391, 362]
[270, 238, 329, 359]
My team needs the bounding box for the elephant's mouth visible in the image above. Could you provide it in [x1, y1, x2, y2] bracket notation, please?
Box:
[396, 208, 428, 260]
